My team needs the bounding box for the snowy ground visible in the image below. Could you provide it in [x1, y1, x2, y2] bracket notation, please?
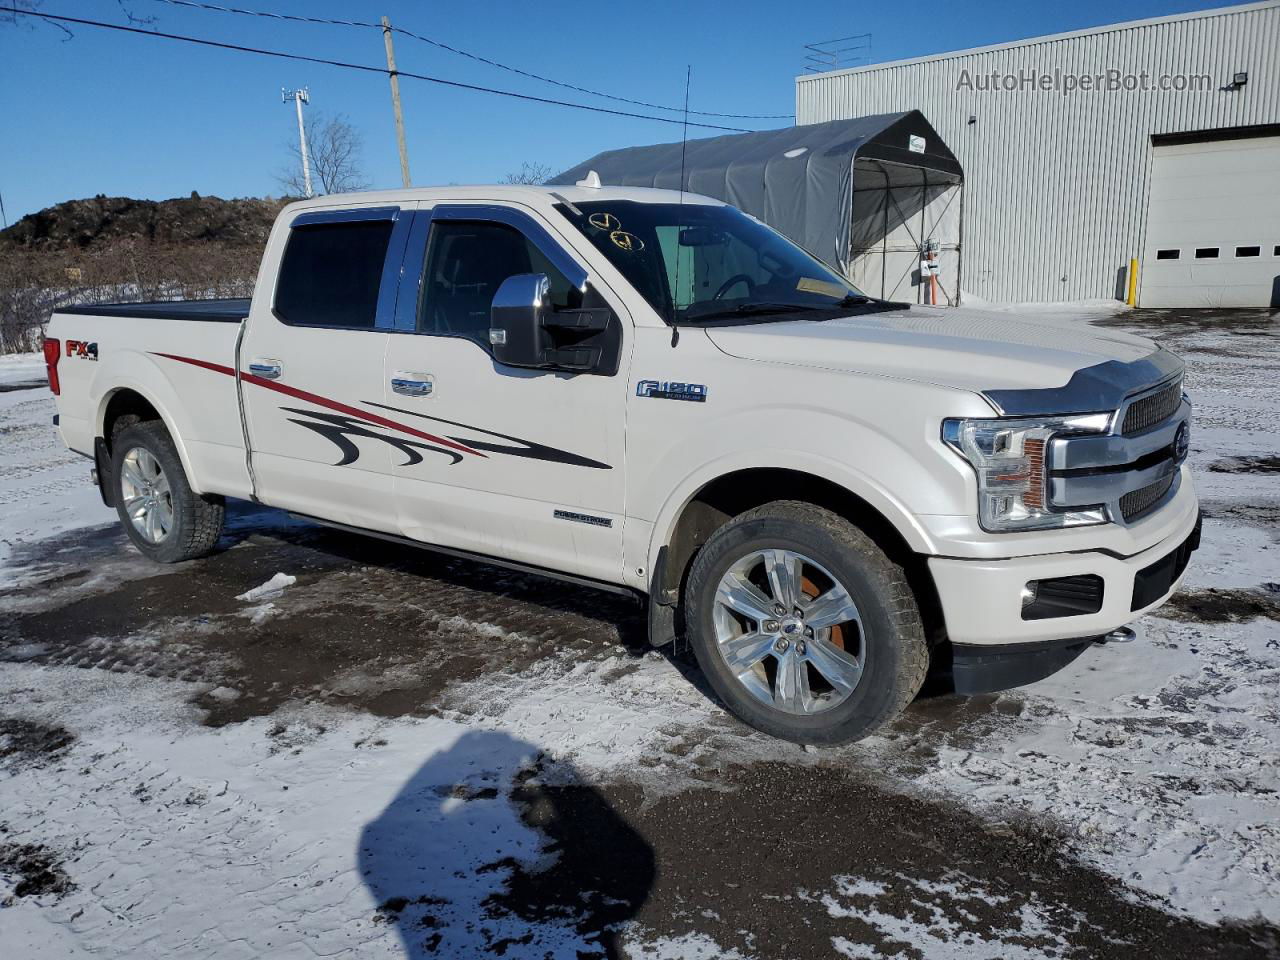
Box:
[1, 309, 1278, 959]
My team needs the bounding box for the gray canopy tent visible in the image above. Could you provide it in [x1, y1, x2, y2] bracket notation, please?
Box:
[552, 111, 964, 304]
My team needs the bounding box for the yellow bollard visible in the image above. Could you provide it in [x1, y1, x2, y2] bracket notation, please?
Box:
[1126, 258, 1139, 307]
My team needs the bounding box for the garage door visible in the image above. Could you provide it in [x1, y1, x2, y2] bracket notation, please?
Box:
[1139, 133, 1280, 308]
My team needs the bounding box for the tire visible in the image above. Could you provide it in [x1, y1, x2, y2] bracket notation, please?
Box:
[684, 500, 927, 745]
[111, 420, 224, 563]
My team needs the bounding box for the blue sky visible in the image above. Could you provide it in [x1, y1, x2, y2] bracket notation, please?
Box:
[0, 0, 1245, 223]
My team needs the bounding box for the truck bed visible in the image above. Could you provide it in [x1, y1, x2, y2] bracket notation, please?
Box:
[57, 298, 251, 323]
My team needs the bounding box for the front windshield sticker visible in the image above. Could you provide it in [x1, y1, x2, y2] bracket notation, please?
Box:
[587, 210, 644, 252]
[610, 230, 644, 252]
[588, 211, 621, 231]
[796, 277, 846, 298]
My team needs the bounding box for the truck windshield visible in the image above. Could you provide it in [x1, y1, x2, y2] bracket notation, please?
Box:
[555, 200, 870, 324]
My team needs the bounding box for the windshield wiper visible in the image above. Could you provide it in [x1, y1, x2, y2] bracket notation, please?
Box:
[680, 302, 820, 323]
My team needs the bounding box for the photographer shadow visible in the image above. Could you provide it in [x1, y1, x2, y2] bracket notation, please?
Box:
[359, 730, 654, 959]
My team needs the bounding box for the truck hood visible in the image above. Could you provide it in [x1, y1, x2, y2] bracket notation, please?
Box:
[703, 305, 1162, 407]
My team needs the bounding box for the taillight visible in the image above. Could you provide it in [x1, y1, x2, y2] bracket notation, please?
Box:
[43, 337, 61, 395]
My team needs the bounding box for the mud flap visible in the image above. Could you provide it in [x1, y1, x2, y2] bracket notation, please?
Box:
[647, 546, 678, 647]
[93, 437, 115, 509]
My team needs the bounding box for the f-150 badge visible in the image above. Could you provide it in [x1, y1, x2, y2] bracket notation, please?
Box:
[637, 380, 707, 402]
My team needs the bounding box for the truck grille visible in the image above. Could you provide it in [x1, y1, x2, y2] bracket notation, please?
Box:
[1120, 473, 1175, 522]
[1122, 379, 1182, 435]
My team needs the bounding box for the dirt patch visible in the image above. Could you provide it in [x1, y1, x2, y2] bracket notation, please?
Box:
[1199, 499, 1280, 529]
[613, 761, 1279, 959]
[0, 835, 75, 902]
[0, 716, 75, 771]
[368, 754, 1280, 959]
[1, 503, 647, 726]
[1093, 308, 1279, 341]
[1165, 587, 1280, 623]
[0, 380, 46, 394]
[1209, 455, 1280, 474]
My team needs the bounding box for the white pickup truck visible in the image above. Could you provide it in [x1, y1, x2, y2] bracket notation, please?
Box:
[44, 182, 1199, 744]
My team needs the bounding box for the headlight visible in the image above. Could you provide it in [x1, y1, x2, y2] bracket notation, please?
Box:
[942, 413, 1111, 532]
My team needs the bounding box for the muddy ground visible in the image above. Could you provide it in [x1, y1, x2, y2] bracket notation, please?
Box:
[2, 307, 1279, 958]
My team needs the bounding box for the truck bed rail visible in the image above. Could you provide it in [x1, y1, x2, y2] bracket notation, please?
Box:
[57, 298, 251, 323]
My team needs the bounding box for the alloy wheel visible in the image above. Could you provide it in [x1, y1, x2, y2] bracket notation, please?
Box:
[119, 446, 174, 544]
[711, 549, 865, 715]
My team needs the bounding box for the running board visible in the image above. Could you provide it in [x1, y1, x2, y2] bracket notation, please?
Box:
[290, 513, 642, 601]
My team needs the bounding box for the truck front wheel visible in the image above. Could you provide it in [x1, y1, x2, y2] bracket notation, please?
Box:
[111, 421, 225, 563]
[684, 500, 927, 745]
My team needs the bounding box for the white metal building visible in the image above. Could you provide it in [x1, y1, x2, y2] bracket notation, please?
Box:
[796, 1, 1280, 307]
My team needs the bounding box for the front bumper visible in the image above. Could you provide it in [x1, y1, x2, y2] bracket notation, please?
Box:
[928, 502, 1201, 647]
[948, 636, 1099, 694]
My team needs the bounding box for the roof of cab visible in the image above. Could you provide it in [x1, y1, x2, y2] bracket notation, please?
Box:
[279, 182, 727, 215]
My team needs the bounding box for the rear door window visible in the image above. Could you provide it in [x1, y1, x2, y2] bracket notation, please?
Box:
[275, 220, 395, 328]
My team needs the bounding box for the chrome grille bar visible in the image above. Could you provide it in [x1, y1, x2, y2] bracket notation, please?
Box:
[1045, 390, 1189, 526]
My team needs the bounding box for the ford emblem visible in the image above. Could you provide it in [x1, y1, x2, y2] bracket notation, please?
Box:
[1174, 421, 1190, 463]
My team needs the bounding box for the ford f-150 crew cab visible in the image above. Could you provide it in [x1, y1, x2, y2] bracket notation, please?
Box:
[44, 182, 1200, 744]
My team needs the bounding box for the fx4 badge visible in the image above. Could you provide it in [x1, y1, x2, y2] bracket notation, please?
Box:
[66, 339, 99, 361]
[637, 380, 707, 403]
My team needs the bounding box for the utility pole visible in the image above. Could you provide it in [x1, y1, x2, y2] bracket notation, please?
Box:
[381, 17, 412, 188]
[281, 87, 313, 198]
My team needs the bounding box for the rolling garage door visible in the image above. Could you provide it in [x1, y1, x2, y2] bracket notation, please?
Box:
[1139, 132, 1280, 308]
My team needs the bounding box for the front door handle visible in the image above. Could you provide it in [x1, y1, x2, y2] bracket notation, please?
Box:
[391, 372, 434, 397]
[248, 360, 282, 380]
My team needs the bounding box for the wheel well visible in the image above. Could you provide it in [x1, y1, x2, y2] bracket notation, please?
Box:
[101, 389, 162, 452]
[659, 468, 945, 644]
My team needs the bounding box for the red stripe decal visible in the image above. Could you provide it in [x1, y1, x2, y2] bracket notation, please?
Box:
[152, 352, 485, 459]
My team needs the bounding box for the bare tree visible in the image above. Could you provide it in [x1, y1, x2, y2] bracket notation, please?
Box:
[1, 1, 152, 39]
[276, 113, 370, 197]
[501, 162, 555, 185]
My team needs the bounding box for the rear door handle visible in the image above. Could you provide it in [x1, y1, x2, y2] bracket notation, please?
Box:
[248, 360, 281, 380]
[391, 372, 434, 397]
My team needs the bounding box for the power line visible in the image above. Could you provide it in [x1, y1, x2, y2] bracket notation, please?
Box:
[144, 0, 794, 121]
[4, 8, 756, 133]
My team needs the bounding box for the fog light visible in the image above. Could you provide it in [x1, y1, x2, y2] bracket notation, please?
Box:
[1021, 575, 1104, 621]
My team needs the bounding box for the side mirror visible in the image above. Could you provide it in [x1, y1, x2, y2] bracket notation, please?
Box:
[489, 273, 618, 374]
[489, 273, 552, 369]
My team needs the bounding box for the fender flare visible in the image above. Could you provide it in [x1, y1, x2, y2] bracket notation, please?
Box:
[91, 357, 205, 496]
[644, 448, 940, 579]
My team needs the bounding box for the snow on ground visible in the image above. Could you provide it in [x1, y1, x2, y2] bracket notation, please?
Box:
[1, 306, 1278, 957]
[235, 571, 297, 602]
[0, 351, 47, 387]
[958, 292, 1131, 319]
[0, 381, 115, 574]
[817, 875, 1084, 960]
[0, 664, 607, 959]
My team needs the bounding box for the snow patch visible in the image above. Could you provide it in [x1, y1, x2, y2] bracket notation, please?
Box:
[820, 874, 1082, 959]
[0, 351, 47, 386]
[625, 932, 750, 959]
[235, 572, 296, 602]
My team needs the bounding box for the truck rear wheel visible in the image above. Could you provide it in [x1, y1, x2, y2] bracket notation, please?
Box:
[111, 421, 224, 563]
[684, 500, 927, 745]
